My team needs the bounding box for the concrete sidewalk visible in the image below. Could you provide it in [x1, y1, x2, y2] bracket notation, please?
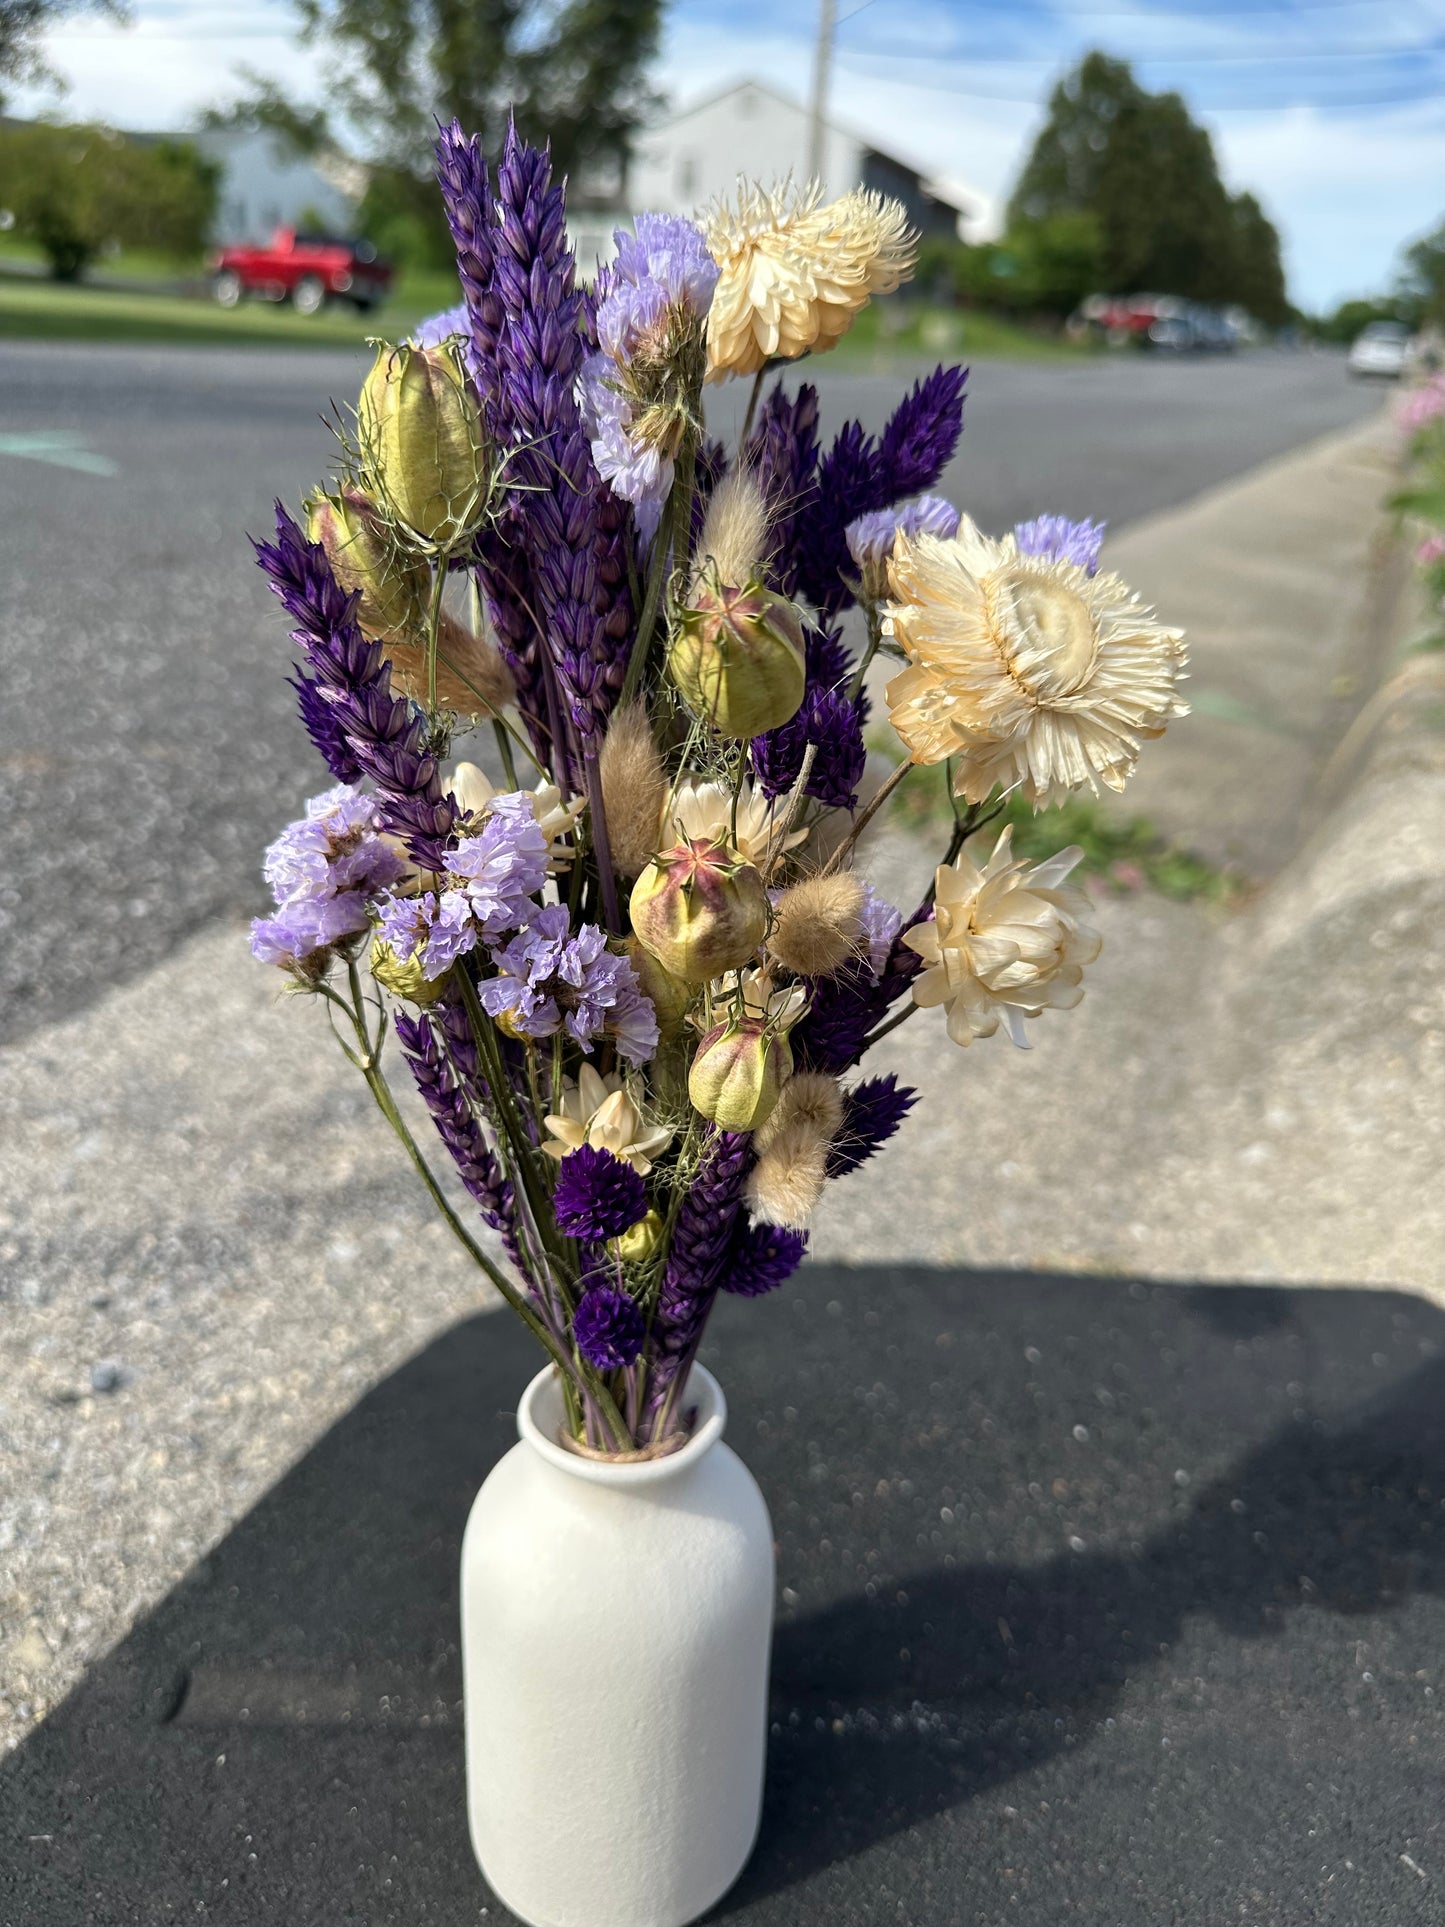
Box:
[3, 402, 1441, 1762]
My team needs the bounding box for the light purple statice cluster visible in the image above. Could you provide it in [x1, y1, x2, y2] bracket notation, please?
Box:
[409, 299, 471, 348]
[581, 214, 719, 542]
[1014, 514, 1107, 575]
[479, 904, 659, 1062]
[376, 792, 551, 981]
[251, 784, 407, 972]
[846, 494, 961, 584]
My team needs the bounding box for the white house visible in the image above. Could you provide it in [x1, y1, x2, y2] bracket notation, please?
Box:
[629, 79, 984, 242]
[191, 128, 361, 245]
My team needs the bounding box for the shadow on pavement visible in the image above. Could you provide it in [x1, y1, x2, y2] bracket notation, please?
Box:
[5, 1264, 1445, 1927]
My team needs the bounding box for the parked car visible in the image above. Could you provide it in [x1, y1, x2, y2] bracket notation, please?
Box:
[1070, 293, 1243, 352]
[210, 229, 393, 316]
[1346, 320, 1413, 379]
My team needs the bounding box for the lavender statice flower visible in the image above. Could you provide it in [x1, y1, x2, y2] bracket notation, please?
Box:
[442, 793, 550, 939]
[254, 505, 458, 869]
[250, 783, 405, 973]
[858, 883, 903, 979]
[827, 1073, 918, 1179]
[643, 1129, 752, 1434]
[409, 298, 470, 348]
[553, 1144, 647, 1241]
[393, 1006, 521, 1271]
[581, 214, 717, 542]
[1014, 514, 1107, 576]
[846, 494, 960, 592]
[375, 889, 478, 979]
[478, 905, 659, 1062]
[722, 1222, 808, 1297]
[572, 1284, 645, 1369]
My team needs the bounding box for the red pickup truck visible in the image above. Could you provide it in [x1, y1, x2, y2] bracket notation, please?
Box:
[211, 229, 393, 316]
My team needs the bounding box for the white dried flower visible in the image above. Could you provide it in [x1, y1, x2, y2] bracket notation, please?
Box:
[542, 1065, 673, 1174]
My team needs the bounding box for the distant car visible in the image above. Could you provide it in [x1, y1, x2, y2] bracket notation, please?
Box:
[1346, 320, 1413, 379]
[210, 229, 393, 316]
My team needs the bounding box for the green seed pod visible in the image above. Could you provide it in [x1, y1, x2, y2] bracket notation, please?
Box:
[688, 1019, 792, 1133]
[609, 1209, 664, 1265]
[628, 837, 769, 984]
[667, 574, 807, 740]
[369, 935, 448, 1005]
[357, 339, 489, 550]
[623, 935, 693, 1036]
[305, 487, 429, 645]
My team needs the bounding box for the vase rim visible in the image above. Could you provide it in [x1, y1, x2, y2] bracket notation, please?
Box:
[517, 1364, 728, 1486]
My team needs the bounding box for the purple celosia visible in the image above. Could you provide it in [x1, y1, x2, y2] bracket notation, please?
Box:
[752, 624, 867, 810]
[642, 1128, 752, 1435]
[478, 904, 658, 1062]
[394, 1005, 521, 1271]
[375, 889, 478, 979]
[553, 1144, 647, 1241]
[1013, 514, 1107, 576]
[442, 793, 549, 939]
[572, 1284, 646, 1369]
[827, 1073, 918, 1179]
[582, 214, 717, 542]
[792, 365, 967, 614]
[744, 381, 821, 599]
[253, 505, 459, 869]
[409, 299, 470, 348]
[846, 494, 960, 572]
[722, 1222, 808, 1298]
[250, 783, 405, 971]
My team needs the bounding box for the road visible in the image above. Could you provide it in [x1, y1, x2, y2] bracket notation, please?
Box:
[0, 341, 1382, 1046]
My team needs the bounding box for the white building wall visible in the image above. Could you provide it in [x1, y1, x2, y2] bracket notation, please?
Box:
[193, 129, 356, 245]
[630, 81, 864, 217]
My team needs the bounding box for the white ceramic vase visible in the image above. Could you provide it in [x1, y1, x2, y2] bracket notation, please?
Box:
[460, 1363, 775, 1927]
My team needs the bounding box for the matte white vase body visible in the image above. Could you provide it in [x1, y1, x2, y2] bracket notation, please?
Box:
[460, 1365, 775, 1927]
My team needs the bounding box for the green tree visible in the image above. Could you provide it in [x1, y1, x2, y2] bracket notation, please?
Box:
[1009, 50, 1288, 322]
[0, 121, 217, 278]
[0, 0, 126, 101]
[293, 0, 662, 188]
[1399, 217, 1445, 326]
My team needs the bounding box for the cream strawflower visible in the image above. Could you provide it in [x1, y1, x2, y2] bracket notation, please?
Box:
[904, 827, 1101, 1048]
[884, 519, 1188, 805]
[449, 762, 584, 870]
[664, 775, 807, 870]
[541, 1065, 673, 1174]
[703, 179, 916, 381]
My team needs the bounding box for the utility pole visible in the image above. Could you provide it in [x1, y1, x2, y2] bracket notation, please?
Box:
[807, 0, 837, 187]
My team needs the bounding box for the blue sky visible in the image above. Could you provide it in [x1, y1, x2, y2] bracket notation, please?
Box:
[12, 0, 1444, 311]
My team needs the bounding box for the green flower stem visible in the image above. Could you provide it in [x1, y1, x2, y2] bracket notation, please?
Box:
[820, 754, 916, 877]
[424, 556, 449, 714]
[848, 603, 886, 704]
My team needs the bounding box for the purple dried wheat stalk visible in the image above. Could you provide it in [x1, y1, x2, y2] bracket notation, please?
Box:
[642, 1128, 751, 1433]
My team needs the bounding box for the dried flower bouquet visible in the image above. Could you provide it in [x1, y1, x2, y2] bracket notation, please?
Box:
[249, 120, 1188, 1456]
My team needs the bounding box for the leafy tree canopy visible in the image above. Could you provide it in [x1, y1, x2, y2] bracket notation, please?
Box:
[1008, 50, 1289, 326]
[1400, 217, 1445, 327]
[0, 120, 216, 277]
[0, 0, 126, 101]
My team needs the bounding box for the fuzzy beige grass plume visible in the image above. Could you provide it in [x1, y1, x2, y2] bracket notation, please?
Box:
[692, 469, 771, 590]
[767, 872, 865, 978]
[599, 702, 669, 876]
[747, 1118, 831, 1228]
[385, 610, 515, 717]
[753, 1070, 845, 1156]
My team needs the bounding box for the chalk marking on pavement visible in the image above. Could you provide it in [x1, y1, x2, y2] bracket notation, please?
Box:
[0, 431, 117, 477]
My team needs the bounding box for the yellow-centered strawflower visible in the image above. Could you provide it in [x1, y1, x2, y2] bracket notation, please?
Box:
[704, 179, 916, 381]
[884, 519, 1188, 805]
[904, 827, 1101, 1048]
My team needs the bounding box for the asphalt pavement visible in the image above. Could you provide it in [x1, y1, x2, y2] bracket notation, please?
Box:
[0, 341, 1380, 1047]
[6, 1264, 1445, 1926]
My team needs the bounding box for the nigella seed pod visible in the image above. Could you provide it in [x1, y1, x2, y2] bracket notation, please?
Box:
[688, 1019, 792, 1133]
[623, 935, 692, 1036]
[357, 340, 490, 550]
[610, 1209, 664, 1265]
[305, 487, 429, 645]
[628, 837, 769, 984]
[369, 936, 447, 1005]
[667, 574, 807, 740]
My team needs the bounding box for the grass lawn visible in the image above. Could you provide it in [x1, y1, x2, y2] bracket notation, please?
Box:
[0, 260, 1084, 362]
[0, 266, 463, 350]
